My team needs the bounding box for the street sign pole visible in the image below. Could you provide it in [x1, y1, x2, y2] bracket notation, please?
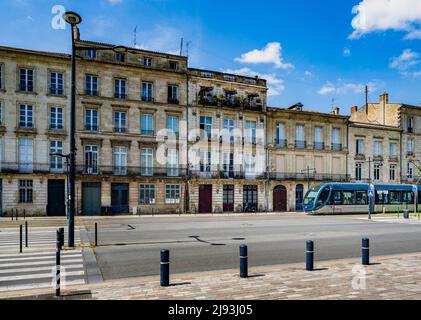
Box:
[413, 186, 418, 220]
[368, 184, 375, 220]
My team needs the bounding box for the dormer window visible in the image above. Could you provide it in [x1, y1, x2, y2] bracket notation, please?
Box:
[169, 61, 178, 70]
[244, 78, 256, 85]
[143, 57, 152, 67]
[115, 53, 125, 63]
[224, 75, 236, 82]
[201, 71, 213, 78]
[87, 50, 97, 59]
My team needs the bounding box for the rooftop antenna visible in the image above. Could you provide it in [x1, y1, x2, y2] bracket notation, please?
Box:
[133, 25, 138, 47]
[180, 38, 184, 56]
[365, 84, 369, 115]
[330, 98, 335, 113]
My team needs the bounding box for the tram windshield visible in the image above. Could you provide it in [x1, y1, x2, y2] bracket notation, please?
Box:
[304, 185, 322, 206]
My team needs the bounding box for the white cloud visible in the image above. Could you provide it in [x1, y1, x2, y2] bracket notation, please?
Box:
[389, 49, 420, 71]
[349, 0, 421, 40]
[107, 0, 123, 5]
[135, 25, 183, 55]
[304, 71, 314, 77]
[318, 80, 382, 95]
[343, 48, 351, 57]
[223, 67, 285, 96]
[234, 42, 293, 69]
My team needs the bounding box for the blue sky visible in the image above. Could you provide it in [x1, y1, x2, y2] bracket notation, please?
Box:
[1, 0, 421, 114]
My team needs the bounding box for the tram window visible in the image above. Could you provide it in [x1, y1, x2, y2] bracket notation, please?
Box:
[317, 187, 330, 206]
[356, 191, 368, 205]
[343, 191, 355, 205]
[376, 192, 389, 205]
[402, 192, 413, 204]
[390, 191, 401, 204]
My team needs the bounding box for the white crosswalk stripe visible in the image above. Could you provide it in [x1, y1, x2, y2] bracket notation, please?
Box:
[0, 227, 86, 293]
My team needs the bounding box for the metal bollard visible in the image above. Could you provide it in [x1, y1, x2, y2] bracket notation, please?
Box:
[95, 223, 98, 247]
[56, 229, 61, 297]
[16, 209, 18, 221]
[160, 249, 170, 287]
[19, 224, 23, 253]
[362, 238, 370, 266]
[24, 209, 26, 220]
[306, 240, 314, 271]
[59, 228, 64, 249]
[11, 209, 14, 221]
[25, 221, 28, 248]
[239, 245, 248, 278]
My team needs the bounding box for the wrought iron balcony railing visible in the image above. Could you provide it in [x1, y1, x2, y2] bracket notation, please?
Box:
[313, 142, 325, 150]
[76, 165, 188, 178]
[295, 140, 307, 149]
[275, 139, 287, 148]
[269, 172, 350, 182]
[331, 143, 343, 151]
[0, 162, 65, 174]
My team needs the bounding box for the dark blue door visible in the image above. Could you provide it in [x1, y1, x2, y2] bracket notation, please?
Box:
[111, 183, 129, 214]
[296, 184, 304, 211]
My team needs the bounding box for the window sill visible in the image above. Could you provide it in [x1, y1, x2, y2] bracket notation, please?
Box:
[15, 127, 37, 135]
[15, 90, 37, 95]
[46, 94, 67, 98]
[46, 129, 67, 136]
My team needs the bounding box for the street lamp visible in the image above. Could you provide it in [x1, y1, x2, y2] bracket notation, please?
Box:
[63, 11, 127, 247]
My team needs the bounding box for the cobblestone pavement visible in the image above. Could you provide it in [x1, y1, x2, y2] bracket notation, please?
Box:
[5, 252, 421, 300]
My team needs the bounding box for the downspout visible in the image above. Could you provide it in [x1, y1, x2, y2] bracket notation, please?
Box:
[185, 71, 190, 214]
[400, 130, 403, 183]
[265, 105, 269, 213]
[346, 119, 349, 181]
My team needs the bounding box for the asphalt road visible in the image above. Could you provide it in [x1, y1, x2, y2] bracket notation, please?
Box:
[81, 214, 421, 281]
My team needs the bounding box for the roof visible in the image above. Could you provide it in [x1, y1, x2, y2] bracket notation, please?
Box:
[0, 45, 70, 60]
[267, 106, 350, 120]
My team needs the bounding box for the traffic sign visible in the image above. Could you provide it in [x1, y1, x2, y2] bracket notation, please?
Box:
[413, 185, 418, 193]
[368, 190, 374, 197]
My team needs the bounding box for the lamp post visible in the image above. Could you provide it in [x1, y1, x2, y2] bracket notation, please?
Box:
[63, 12, 127, 247]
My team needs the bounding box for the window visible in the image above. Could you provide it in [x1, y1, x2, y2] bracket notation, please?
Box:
[166, 184, 180, 204]
[332, 128, 341, 150]
[200, 151, 211, 173]
[19, 180, 33, 203]
[139, 184, 155, 204]
[50, 72, 64, 96]
[390, 165, 396, 181]
[50, 140, 63, 172]
[390, 143, 397, 158]
[143, 57, 152, 67]
[224, 74, 236, 82]
[314, 127, 323, 149]
[87, 50, 97, 59]
[19, 139, 33, 173]
[356, 139, 364, 155]
[115, 53, 125, 62]
[169, 61, 178, 70]
[19, 68, 34, 92]
[276, 123, 286, 147]
[408, 162, 414, 180]
[167, 115, 179, 136]
[223, 153, 234, 178]
[295, 125, 305, 148]
[114, 79, 126, 99]
[84, 145, 99, 175]
[356, 191, 368, 205]
[408, 116, 414, 132]
[245, 121, 257, 144]
[390, 191, 401, 204]
[355, 163, 363, 181]
[374, 141, 382, 157]
[408, 138, 414, 154]
[85, 109, 98, 131]
[374, 164, 381, 181]
[244, 153, 256, 177]
[0, 102, 3, 126]
[141, 113, 154, 136]
[244, 78, 256, 85]
[113, 146, 127, 175]
[50, 107, 63, 130]
[85, 75, 98, 96]
[114, 111, 126, 133]
[201, 71, 213, 78]
[141, 148, 153, 176]
[19, 104, 33, 128]
[168, 85, 179, 103]
[142, 82, 153, 101]
[224, 119, 235, 144]
[167, 149, 179, 177]
[200, 116, 212, 140]
[0, 64, 3, 89]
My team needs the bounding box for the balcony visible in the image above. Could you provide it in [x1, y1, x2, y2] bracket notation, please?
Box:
[402, 176, 421, 184]
[114, 93, 126, 99]
[85, 125, 98, 132]
[269, 172, 350, 182]
[313, 142, 325, 150]
[295, 140, 307, 149]
[141, 96, 154, 102]
[373, 155, 384, 162]
[85, 90, 98, 97]
[407, 151, 415, 157]
[275, 139, 287, 148]
[408, 127, 414, 133]
[0, 162, 63, 174]
[168, 98, 179, 105]
[114, 127, 127, 133]
[355, 154, 366, 160]
[198, 96, 218, 106]
[190, 165, 266, 180]
[331, 143, 343, 151]
[389, 156, 399, 162]
[76, 165, 187, 178]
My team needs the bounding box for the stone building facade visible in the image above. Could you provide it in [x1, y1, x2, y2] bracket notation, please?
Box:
[0, 36, 420, 216]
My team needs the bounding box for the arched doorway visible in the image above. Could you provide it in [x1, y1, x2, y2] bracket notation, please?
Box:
[296, 184, 304, 211]
[273, 185, 287, 212]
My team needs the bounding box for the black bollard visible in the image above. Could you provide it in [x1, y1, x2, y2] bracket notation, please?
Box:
[362, 238, 370, 266]
[59, 228, 64, 249]
[11, 209, 14, 221]
[56, 229, 61, 297]
[19, 224, 23, 253]
[95, 223, 98, 247]
[160, 249, 170, 287]
[25, 221, 28, 248]
[239, 245, 248, 278]
[16, 209, 18, 221]
[24, 209, 26, 220]
[306, 240, 314, 271]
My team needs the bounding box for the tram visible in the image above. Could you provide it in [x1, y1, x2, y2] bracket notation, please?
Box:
[303, 183, 421, 215]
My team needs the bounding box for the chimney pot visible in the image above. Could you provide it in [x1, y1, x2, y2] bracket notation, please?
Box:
[380, 92, 389, 104]
[351, 106, 358, 114]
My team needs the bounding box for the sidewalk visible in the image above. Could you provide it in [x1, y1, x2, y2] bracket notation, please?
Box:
[3, 252, 421, 300]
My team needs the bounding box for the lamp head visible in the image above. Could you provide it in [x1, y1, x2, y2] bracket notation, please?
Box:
[63, 11, 82, 25]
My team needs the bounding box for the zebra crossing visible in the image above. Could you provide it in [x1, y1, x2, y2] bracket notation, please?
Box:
[0, 227, 86, 293]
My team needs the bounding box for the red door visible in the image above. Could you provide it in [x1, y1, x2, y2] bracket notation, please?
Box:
[199, 185, 213, 213]
[273, 186, 287, 212]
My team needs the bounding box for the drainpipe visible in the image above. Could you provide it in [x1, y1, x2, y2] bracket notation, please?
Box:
[400, 130, 403, 183]
[185, 72, 190, 214]
[265, 106, 269, 213]
[346, 119, 349, 181]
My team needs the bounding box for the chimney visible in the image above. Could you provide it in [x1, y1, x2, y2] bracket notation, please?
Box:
[334, 107, 340, 115]
[380, 92, 389, 104]
[73, 26, 80, 41]
[350, 106, 358, 114]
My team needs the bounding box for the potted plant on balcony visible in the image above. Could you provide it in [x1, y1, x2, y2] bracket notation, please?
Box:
[218, 94, 226, 107]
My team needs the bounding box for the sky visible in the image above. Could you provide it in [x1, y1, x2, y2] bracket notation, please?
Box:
[1, 0, 421, 114]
